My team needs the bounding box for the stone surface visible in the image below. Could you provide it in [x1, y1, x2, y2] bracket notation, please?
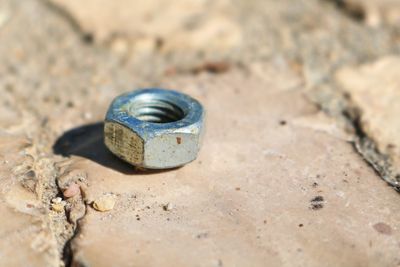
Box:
[68, 66, 400, 267]
[0, 0, 400, 266]
[48, 0, 242, 54]
[0, 135, 61, 267]
[336, 56, 400, 186]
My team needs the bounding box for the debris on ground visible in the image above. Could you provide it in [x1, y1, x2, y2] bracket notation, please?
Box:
[51, 197, 66, 213]
[93, 194, 117, 212]
[162, 202, 173, 211]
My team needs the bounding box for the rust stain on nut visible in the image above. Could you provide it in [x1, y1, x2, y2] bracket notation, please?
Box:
[176, 137, 182, 144]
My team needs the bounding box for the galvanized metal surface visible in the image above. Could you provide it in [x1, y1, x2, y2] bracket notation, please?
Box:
[104, 88, 205, 169]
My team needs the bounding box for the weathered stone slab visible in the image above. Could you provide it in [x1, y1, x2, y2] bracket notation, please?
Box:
[66, 68, 400, 267]
[0, 0, 400, 266]
[336, 56, 400, 186]
[0, 134, 61, 267]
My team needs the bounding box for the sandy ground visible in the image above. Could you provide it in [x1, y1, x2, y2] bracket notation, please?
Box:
[0, 0, 400, 266]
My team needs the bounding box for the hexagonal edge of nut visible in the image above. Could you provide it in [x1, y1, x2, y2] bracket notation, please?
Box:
[104, 121, 144, 167]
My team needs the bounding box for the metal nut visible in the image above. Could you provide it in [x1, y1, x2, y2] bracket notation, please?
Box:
[104, 88, 205, 169]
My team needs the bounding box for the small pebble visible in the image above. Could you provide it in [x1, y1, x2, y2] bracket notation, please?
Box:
[93, 194, 116, 212]
[163, 203, 173, 211]
[63, 183, 80, 198]
[51, 197, 62, 204]
[51, 202, 65, 212]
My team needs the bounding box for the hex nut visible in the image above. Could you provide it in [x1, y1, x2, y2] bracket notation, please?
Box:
[104, 88, 205, 169]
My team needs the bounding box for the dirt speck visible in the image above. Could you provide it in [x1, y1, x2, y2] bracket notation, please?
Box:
[196, 232, 209, 239]
[66, 101, 74, 108]
[25, 170, 36, 178]
[163, 202, 173, 211]
[311, 196, 324, 202]
[373, 222, 392, 235]
[311, 203, 323, 210]
[310, 195, 324, 210]
[192, 61, 230, 74]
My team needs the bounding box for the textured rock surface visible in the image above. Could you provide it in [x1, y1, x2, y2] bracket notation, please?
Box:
[47, 0, 242, 54]
[68, 67, 400, 267]
[0, 0, 400, 266]
[336, 56, 400, 187]
[0, 136, 61, 267]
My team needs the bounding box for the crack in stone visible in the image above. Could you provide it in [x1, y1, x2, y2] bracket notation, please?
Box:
[310, 84, 400, 191]
[38, 159, 76, 267]
[54, 164, 89, 267]
[341, 106, 400, 191]
[53, 176, 75, 267]
[61, 204, 87, 267]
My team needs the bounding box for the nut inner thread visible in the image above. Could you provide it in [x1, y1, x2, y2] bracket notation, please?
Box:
[127, 96, 185, 123]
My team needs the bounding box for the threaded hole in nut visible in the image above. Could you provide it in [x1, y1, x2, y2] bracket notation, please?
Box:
[128, 97, 185, 123]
